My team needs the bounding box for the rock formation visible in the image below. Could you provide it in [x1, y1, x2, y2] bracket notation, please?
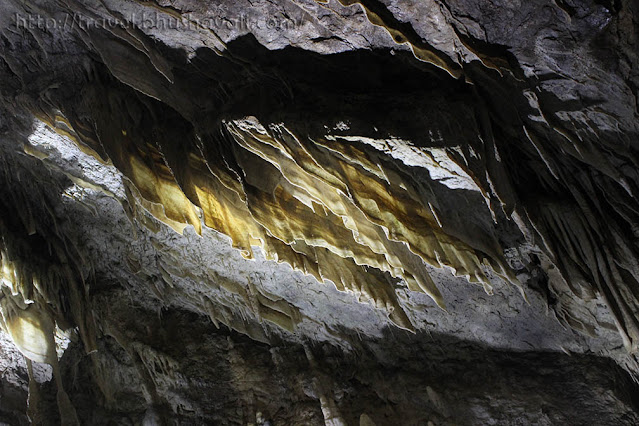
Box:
[1, 0, 639, 424]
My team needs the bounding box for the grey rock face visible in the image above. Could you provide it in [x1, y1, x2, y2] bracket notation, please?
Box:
[0, 0, 638, 424]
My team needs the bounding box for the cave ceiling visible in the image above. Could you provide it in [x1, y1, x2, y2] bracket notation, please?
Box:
[1, 0, 639, 424]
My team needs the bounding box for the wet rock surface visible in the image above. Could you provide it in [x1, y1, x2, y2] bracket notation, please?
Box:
[1, 0, 639, 424]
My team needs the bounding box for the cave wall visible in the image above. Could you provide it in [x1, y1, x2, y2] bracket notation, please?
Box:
[1, 0, 639, 424]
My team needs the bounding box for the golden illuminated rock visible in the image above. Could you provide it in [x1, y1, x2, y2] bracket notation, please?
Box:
[31, 106, 522, 332]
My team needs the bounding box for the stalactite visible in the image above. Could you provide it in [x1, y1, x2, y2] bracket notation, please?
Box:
[30, 101, 521, 333]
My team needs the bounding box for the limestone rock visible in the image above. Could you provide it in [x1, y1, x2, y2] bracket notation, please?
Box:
[1, 0, 639, 424]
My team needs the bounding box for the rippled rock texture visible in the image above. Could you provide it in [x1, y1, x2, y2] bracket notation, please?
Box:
[1, 0, 639, 424]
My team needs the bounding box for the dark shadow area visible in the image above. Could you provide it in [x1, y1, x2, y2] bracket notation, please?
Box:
[312, 325, 639, 425]
[50, 306, 639, 425]
[90, 32, 477, 145]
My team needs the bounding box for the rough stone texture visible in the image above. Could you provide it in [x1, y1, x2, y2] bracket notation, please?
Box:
[1, 0, 639, 424]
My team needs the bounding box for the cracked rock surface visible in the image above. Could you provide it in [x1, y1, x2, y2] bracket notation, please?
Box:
[1, 0, 639, 424]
